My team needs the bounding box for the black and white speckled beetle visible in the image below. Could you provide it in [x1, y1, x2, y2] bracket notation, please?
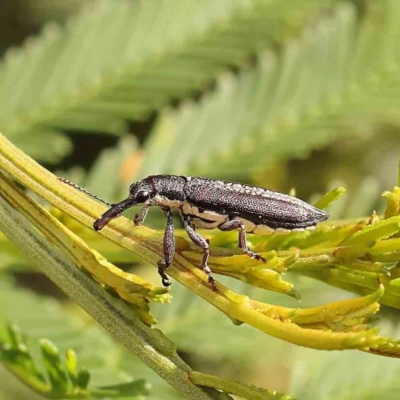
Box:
[60, 175, 328, 289]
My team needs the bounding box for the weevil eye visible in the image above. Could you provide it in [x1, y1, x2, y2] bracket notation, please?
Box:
[135, 190, 150, 203]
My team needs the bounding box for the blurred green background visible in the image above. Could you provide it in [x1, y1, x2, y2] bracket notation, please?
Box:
[1, 0, 400, 399]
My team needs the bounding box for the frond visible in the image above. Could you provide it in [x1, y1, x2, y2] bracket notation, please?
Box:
[0, 0, 332, 162]
[139, 1, 400, 178]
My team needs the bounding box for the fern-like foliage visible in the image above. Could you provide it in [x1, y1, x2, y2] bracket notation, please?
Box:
[0, 0, 331, 162]
[0, 323, 150, 399]
[0, 278, 150, 392]
[139, 0, 400, 178]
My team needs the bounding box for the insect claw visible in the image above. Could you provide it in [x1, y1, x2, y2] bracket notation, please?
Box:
[208, 276, 217, 291]
[257, 255, 266, 263]
[157, 260, 172, 287]
[162, 277, 171, 287]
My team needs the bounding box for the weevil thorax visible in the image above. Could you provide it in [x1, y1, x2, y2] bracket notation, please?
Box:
[132, 175, 187, 209]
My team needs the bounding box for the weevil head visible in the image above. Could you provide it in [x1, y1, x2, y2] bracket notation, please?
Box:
[93, 178, 157, 231]
[93, 175, 187, 231]
[128, 179, 156, 205]
[132, 175, 186, 208]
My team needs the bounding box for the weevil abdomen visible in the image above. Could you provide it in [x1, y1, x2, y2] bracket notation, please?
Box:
[181, 203, 228, 229]
[184, 177, 328, 231]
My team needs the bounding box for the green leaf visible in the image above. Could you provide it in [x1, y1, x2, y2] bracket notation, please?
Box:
[40, 339, 70, 394]
[342, 217, 400, 246]
[313, 186, 346, 210]
[76, 369, 91, 391]
[65, 349, 78, 385]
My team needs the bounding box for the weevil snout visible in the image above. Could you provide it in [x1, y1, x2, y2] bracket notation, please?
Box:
[93, 198, 137, 231]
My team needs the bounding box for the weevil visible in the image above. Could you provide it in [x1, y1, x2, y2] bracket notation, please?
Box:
[59, 175, 328, 289]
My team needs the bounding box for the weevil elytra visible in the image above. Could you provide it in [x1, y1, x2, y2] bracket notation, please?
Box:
[59, 175, 328, 289]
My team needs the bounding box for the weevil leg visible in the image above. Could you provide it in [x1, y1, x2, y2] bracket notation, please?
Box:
[157, 208, 175, 287]
[182, 216, 216, 289]
[134, 206, 149, 226]
[218, 218, 266, 263]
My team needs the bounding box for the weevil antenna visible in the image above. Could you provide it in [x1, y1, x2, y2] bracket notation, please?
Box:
[58, 177, 113, 207]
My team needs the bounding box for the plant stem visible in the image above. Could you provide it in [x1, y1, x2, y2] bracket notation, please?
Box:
[189, 371, 294, 400]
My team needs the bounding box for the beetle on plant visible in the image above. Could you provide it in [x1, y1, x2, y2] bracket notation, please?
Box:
[60, 175, 328, 289]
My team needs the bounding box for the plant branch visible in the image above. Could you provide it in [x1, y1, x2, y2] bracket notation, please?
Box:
[0, 133, 391, 353]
